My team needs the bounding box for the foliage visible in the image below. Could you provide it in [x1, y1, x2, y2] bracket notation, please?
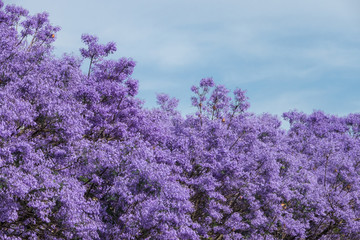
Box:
[0, 1, 359, 239]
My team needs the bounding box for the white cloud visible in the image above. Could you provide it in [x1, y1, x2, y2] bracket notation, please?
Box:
[139, 78, 180, 91]
[250, 90, 327, 116]
[6, 0, 360, 117]
[149, 41, 200, 69]
[302, 45, 360, 68]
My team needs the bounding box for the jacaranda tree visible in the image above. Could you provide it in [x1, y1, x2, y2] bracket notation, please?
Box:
[0, 1, 359, 239]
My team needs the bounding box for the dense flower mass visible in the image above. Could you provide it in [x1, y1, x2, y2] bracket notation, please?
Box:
[0, 1, 359, 239]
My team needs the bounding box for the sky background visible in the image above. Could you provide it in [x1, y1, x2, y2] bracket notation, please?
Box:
[6, 0, 360, 124]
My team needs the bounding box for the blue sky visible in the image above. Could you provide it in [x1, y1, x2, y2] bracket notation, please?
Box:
[6, 0, 360, 121]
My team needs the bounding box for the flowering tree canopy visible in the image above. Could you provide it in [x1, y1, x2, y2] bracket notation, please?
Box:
[0, 1, 359, 239]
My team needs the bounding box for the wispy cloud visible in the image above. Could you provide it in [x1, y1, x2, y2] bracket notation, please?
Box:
[6, 0, 360, 117]
[250, 90, 327, 115]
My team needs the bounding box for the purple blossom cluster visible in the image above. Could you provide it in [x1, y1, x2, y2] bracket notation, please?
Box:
[0, 2, 359, 239]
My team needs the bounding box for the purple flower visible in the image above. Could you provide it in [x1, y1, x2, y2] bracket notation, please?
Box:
[0, 2, 359, 239]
